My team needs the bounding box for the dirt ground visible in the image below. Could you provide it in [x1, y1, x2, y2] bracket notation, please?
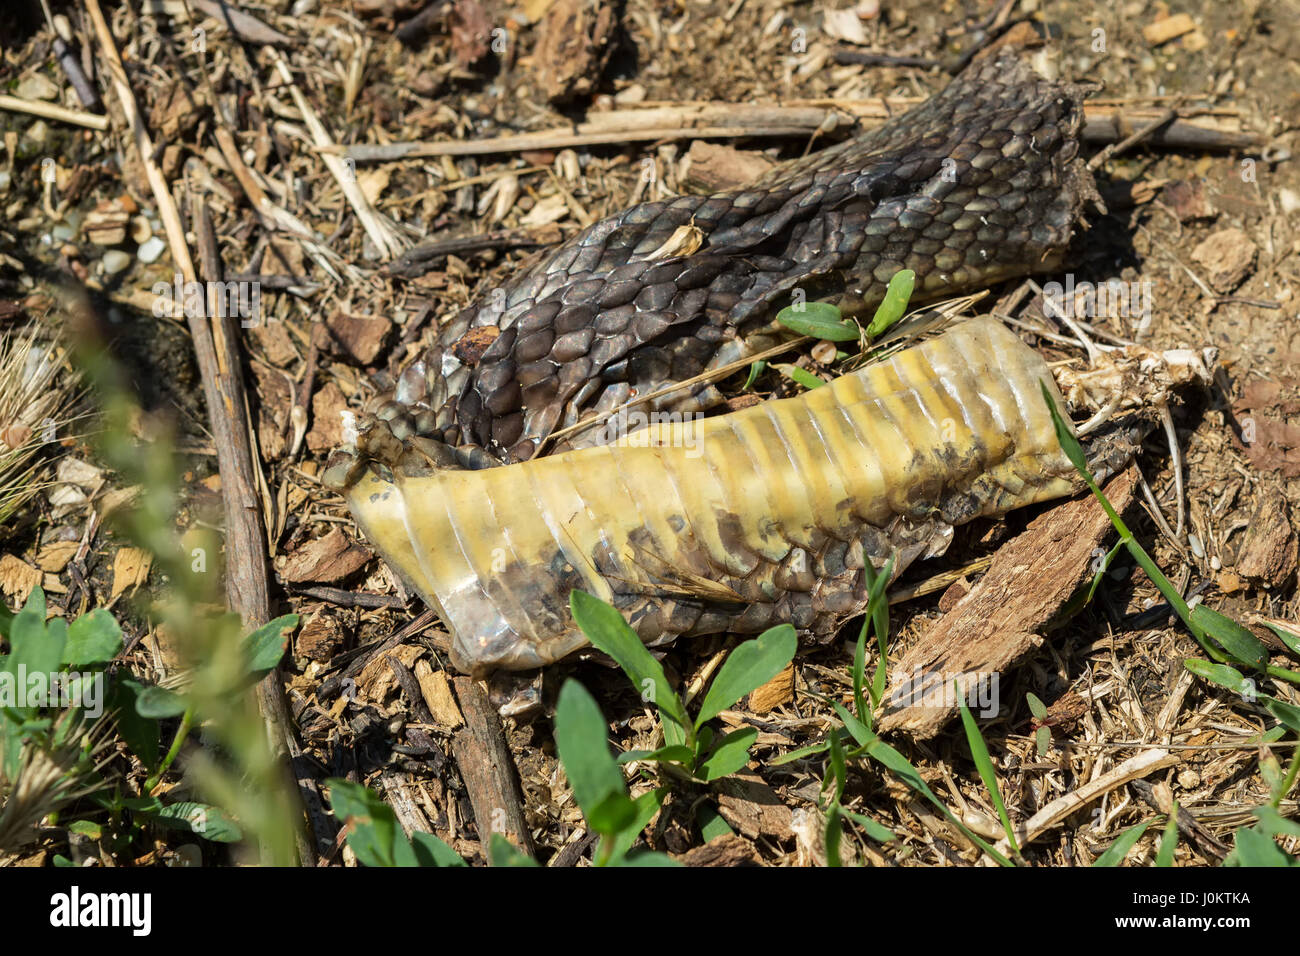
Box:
[1, 0, 1298, 867]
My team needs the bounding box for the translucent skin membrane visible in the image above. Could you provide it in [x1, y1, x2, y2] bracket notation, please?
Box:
[344, 319, 1083, 676]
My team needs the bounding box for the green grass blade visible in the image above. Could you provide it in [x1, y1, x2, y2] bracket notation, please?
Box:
[1091, 821, 1151, 866]
[695, 624, 797, 726]
[1155, 804, 1179, 867]
[958, 691, 1019, 856]
[570, 590, 690, 735]
[866, 269, 915, 339]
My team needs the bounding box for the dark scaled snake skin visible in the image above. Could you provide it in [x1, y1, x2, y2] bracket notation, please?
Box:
[324, 51, 1108, 675]
[362, 50, 1097, 464]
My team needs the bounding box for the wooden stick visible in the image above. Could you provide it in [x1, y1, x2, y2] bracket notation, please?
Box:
[84, 0, 327, 864]
[451, 677, 535, 863]
[0, 93, 109, 130]
[337, 101, 1260, 162]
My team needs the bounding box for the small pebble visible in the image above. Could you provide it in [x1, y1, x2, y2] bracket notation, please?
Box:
[137, 236, 166, 264]
[101, 249, 131, 275]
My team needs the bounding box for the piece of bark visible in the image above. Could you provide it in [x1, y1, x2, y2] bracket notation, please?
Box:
[324, 310, 393, 365]
[680, 141, 775, 193]
[296, 608, 347, 663]
[674, 833, 761, 866]
[451, 677, 535, 862]
[879, 467, 1138, 739]
[716, 772, 794, 840]
[277, 527, 372, 584]
[1235, 491, 1298, 589]
[1191, 228, 1257, 293]
[533, 0, 617, 104]
[414, 660, 464, 729]
[747, 662, 794, 713]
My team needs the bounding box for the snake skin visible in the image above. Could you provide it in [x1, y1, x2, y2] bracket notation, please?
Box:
[376, 51, 1097, 464]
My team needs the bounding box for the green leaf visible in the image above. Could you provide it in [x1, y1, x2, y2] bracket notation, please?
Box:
[66, 819, 102, 839]
[824, 801, 844, 867]
[1155, 805, 1178, 867]
[1041, 381, 1090, 475]
[1228, 825, 1294, 867]
[1183, 659, 1253, 697]
[742, 360, 766, 391]
[586, 792, 638, 836]
[569, 591, 689, 736]
[699, 726, 759, 781]
[1092, 821, 1151, 866]
[62, 610, 123, 667]
[243, 614, 298, 675]
[695, 624, 797, 726]
[864, 737, 1013, 866]
[774, 363, 825, 390]
[489, 832, 541, 867]
[554, 679, 630, 835]
[1259, 619, 1300, 657]
[1252, 806, 1300, 840]
[326, 779, 409, 868]
[109, 678, 160, 771]
[696, 803, 733, 842]
[958, 691, 1018, 855]
[1189, 605, 1267, 670]
[1035, 726, 1050, 757]
[1265, 698, 1300, 736]
[411, 831, 468, 867]
[1026, 693, 1047, 720]
[866, 269, 915, 339]
[776, 301, 860, 342]
[150, 801, 243, 843]
[607, 788, 666, 862]
[830, 701, 875, 749]
[4, 588, 63, 720]
[135, 685, 187, 719]
[0, 601, 12, 640]
[842, 809, 897, 844]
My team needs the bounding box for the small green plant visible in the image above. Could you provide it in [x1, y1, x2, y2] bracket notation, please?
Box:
[1041, 384, 1300, 866]
[0, 586, 290, 859]
[325, 780, 467, 867]
[769, 269, 917, 391]
[566, 589, 796, 845]
[571, 590, 796, 784]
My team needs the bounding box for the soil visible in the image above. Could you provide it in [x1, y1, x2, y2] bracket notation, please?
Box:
[1, 0, 1297, 867]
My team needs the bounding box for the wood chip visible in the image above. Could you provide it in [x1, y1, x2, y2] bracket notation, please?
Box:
[358, 642, 423, 702]
[276, 527, 372, 584]
[879, 468, 1138, 739]
[305, 382, 349, 454]
[533, 0, 617, 104]
[1142, 12, 1196, 46]
[414, 659, 464, 729]
[0, 554, 42, 605]
[35, 540, 80, 573]
[747, 662, 794, 713]
[110, 547, 152, 601]
[680, 141, 775, 193]
[1191, 227, 1257, 293]
[295, 608, 347, 663]
[1235, 491, 1298, 588]
[324, 310, 393, 366]
[716, 772, 794, 840]
[673, 833, 761, 866]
